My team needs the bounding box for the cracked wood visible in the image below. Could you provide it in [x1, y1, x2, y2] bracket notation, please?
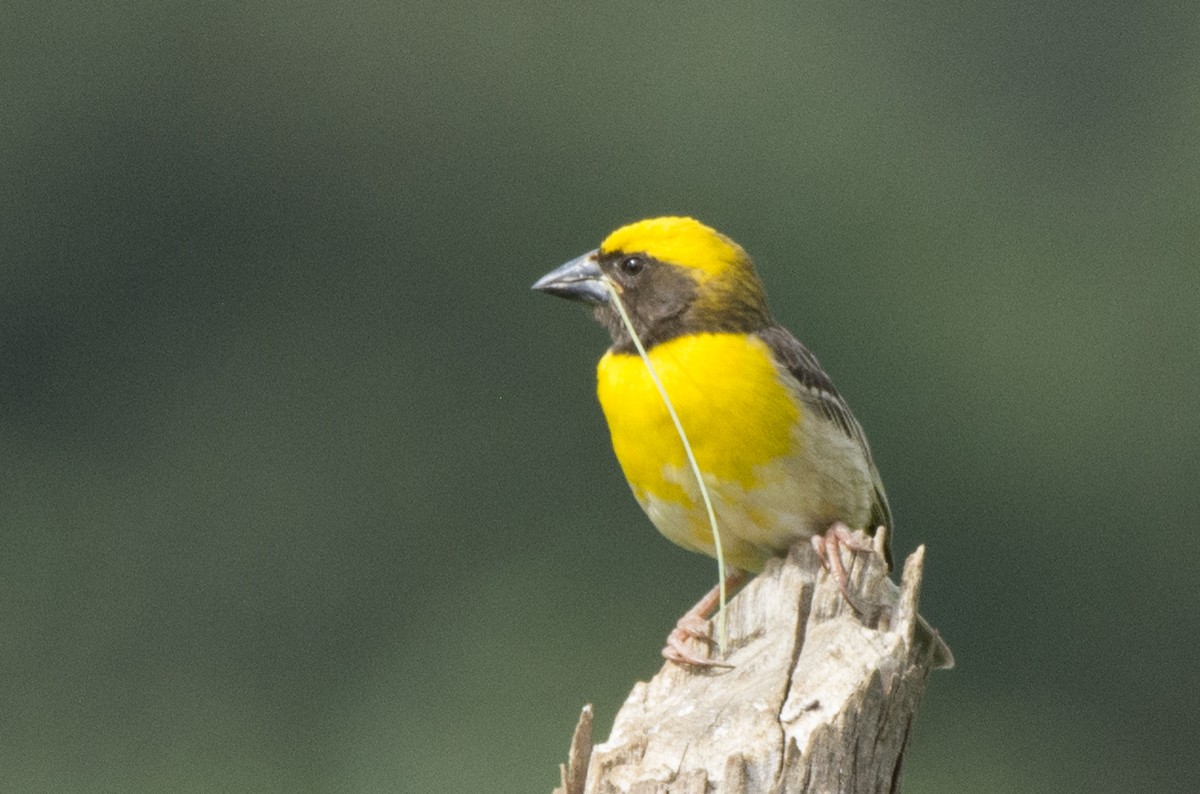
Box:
[553, 533, 952, 794]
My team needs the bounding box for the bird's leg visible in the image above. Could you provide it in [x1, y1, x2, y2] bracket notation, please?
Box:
[811, 522, 875, 611]
[662, 568, 748, 668]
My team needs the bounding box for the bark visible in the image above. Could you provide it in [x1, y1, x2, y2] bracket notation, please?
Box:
[554, 534, 953, 794]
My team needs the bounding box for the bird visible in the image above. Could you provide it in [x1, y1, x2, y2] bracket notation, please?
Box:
[533, 216, 893, 666]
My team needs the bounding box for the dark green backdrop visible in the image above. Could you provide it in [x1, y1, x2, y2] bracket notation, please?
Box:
[4, 2, 1197, 791]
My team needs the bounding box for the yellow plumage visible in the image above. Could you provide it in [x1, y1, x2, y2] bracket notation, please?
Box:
[597, 333, 802, 569]
[600, 217, 746, 278]
[533, 215, 892, 663]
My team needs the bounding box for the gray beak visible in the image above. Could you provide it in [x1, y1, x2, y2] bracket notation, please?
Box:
[532, 250, 609, 305]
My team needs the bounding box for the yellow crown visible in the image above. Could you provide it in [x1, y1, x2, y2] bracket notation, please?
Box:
[600, 217, 748, 278]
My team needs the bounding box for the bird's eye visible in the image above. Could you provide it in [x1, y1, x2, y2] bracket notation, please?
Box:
[619, 255, 645, 275]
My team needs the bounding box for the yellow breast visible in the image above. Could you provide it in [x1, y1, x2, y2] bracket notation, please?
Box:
[596, 333, 801, 563]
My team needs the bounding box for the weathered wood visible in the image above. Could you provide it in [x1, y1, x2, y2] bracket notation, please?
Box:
[554, 704, 594, 794]
[555, 534, 952, 793]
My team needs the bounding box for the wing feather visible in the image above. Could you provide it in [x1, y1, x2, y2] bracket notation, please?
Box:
[756, 324, 894, 568]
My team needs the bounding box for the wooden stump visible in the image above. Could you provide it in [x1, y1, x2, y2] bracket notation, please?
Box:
[554, 534, 953, 794]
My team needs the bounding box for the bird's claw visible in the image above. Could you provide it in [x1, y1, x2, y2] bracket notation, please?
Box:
[660, 569, 747, 668]
[811, 522, 875, 612]
[662, 623, 733, 668]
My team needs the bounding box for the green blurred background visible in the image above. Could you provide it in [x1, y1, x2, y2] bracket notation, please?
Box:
[3, 2, 1197, 791]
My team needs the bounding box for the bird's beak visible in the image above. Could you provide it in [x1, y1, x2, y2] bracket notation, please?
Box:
[532, 250, 609, 305]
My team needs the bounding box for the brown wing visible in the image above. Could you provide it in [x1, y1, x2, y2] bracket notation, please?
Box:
[756, 324, 894, 569]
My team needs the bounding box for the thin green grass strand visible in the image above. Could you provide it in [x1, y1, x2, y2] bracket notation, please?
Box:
[603, 279, 730, 657]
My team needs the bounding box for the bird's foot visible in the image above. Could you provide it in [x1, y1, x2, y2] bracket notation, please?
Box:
[663, 622, 728, 668]
[661, 569, 747, 668]
[811, 522, 875, 612]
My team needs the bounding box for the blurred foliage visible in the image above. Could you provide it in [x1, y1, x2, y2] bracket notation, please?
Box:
[2, 1, 1198, 791]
